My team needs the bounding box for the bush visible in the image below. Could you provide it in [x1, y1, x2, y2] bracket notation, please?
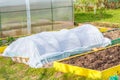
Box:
[74, 0, 106, 14]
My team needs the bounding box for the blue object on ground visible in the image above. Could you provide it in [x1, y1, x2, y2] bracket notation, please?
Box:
[109, 75, 119, 80]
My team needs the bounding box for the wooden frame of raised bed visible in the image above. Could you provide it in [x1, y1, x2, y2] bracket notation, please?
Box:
[0, 46, 7, 53]
[54, 44, 120, 80]
[98, 27, 110, 33]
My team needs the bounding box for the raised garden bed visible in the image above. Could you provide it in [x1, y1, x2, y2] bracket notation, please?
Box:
[62, 46, 120, 71]
[0, 36, 17, 53]
[90, 22, 120, 28]
[104, 29, 120, 45]
[104, 29, 120, 40]
[54, 44, 120, 80]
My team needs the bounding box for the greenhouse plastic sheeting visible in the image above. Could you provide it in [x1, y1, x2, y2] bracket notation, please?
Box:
[3, 24, 111, 68]
[0, 0, 74, 38]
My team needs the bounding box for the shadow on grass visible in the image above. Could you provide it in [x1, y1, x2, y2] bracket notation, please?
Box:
[75, 12, 113, 23]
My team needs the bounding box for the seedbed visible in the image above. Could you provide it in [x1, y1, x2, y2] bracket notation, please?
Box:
[90, 22, 120, 28]
[104, 29, 120, 45]
[54, 44, 120, 80]
[62, 46, 120, 71]
[104, 29, 120, 40]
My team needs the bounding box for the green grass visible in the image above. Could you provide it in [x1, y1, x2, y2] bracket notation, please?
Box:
[75, 8, 120, 24]
[0, 57, 56, 80]
[0, 57, 103, 80]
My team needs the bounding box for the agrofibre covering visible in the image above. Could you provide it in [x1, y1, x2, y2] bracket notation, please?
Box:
[3, 24, 111, 68]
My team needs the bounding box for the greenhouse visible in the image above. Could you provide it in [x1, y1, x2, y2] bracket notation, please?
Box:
[0, 0, 74, 38]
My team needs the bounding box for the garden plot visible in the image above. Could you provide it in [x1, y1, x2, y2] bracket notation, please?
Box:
[54, 44, 120, 80]
[104, 29, 120, 45]
[104, 29, 120, 40]
[62, 46, 120, 71]
[90, 22, 120, 28]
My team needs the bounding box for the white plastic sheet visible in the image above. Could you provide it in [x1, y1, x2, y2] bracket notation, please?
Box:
[3, 24, 111, 68]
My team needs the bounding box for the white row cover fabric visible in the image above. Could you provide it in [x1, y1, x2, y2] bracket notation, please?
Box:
[3, 24, 111, 68]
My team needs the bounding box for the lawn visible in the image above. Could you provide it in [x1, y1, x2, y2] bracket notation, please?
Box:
[75, 8, 120, 24]
[0, 8, 120, 80]
[0, 57, 103, 80]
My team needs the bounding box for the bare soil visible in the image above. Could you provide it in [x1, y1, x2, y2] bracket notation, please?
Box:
[61, 46, 120, 71]
[104, 29, 120, 40]
[78, 22, 120, 28]
[90, 22, 120, 28]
